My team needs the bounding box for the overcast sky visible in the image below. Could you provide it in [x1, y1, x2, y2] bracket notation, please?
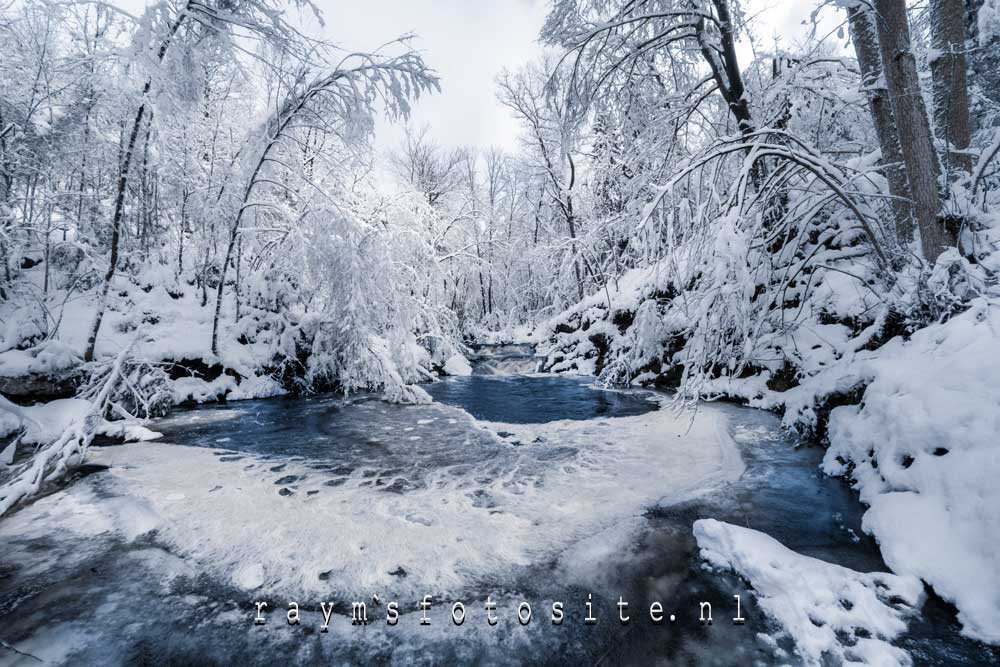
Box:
[309, 0, 846, 154]
[113, 0, 846, 153]
[314, 0, 550, 153]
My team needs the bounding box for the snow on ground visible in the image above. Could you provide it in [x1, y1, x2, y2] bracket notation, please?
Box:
[694, 519, 925, 667]
[0, 269, 231, 368]
[0, 339, 79, 377]
[821, 297, 1000, 644]
[0, 397, 161, 452]
[67, 398, 743, 601]
[0, 266, 282, 404]
[0, 260, 455, 407]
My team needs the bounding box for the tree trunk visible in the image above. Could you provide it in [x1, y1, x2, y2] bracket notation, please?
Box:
[965, 0, 1000, 114]
[697, 0, 762, 187]
[211, 227, 237, 357]
[693, 7, 752, 140]
[178, 190, 188, 274]
[43, 205, 52, 295]
[83, 7, 188, 361]
[848, 5, 915, 243]
[83, 101, 148, 362]
[0, 111, 13, 289]
[234, 233, 242, 323]
[930, 0, 972, 176]
[873, 0, 951, 262]
[564, 154, 584, 302]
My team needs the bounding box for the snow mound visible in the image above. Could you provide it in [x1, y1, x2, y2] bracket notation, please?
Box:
[7, 398, 160, 445]
[694, 519, 924, 667]
[442, 354, 473, 376]
[823, 297, 1000, 643]
[0, 339, 80, 377]
[20, 399, 93, 444]
[98, 422, 163, 442]
[172, 376, 239, 404]
[0, 396, 161, 477]
[173, 374, 286, 404]
[227, 375, 287, 400]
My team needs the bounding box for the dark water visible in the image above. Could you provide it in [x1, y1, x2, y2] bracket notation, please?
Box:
[424, 374, 658, 423]
[0, 346, 994, 666]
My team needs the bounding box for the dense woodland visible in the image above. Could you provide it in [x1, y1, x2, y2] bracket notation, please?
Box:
[1, 0, 999, 648]
[0, 0, 996, 390]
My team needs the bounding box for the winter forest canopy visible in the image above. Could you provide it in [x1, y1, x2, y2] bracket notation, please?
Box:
[1, 0, 1000, 664]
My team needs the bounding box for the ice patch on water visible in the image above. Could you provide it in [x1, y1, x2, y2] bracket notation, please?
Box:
[78, 398, 743, 601]
[0, 622, 93, 666]
[126, 548, 195, 584]
[234, 562, 266, 590]
[730, 423, 778, 444]
[0, 483, 160, 544]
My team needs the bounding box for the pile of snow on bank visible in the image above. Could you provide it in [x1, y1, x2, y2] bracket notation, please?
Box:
[0, 398, 161, 447]
[694, 519, 924, 667]
[823, 296, 1000, 643]
[442, 354, 473, 376]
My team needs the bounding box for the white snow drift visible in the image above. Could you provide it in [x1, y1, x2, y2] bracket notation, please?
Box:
[694, 519, 925, 667]
[822, 297, 1000, 644]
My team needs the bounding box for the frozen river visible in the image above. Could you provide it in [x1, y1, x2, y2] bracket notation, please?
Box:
[0, 346, 991, 665]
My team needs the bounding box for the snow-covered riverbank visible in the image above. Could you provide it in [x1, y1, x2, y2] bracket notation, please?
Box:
[531, 259, 1000, 649]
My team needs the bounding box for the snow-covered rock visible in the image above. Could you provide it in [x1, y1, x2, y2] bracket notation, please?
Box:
[443, 354, 473, 376]
[694, 518, 925, 667]
[172, 375, 239, 404]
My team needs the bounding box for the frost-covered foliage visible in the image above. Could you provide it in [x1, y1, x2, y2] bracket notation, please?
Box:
[979, 0, 1000, 44]
[0, 0, 454, 403]
[279, 191, 459, 400]
[0, 350, 162, 516]
[533, 121, 904, 399]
